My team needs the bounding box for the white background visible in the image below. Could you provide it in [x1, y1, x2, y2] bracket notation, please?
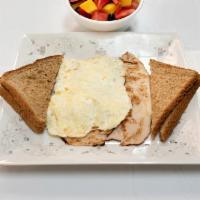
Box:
[0, 0, 200, 199]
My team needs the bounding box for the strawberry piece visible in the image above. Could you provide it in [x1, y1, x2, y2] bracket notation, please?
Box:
[115, 4, 122, 12]
[122, 4, 134, 9]
[132, 1, 139, 9]
[92, 11, 108, 21]
[115, 8, 134, 19]
[112, 0, 120, 4]
[78, 7, 91, 18]
[94, 0, 110, 10]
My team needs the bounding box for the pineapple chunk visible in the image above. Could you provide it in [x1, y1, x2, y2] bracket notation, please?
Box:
[80, 0, 97, 14]
[103, 3, 117, 14]
[121, 0, 132, 7]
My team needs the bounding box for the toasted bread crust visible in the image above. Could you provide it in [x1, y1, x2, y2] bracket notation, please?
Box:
[150, 59, 199, 138]
[1, 55, 63, 80]
[0, 55, 63, 133]
[160, 76, 200, 141]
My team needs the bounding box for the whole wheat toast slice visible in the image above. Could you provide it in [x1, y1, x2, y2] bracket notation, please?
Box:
[160, 76, 200, 141]
[0, 55, 63, 133]
[0, 82, 44, 132]
[150, 59, 199, 138]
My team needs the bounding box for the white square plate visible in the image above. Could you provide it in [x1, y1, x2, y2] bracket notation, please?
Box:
[0, 32, 200, 165]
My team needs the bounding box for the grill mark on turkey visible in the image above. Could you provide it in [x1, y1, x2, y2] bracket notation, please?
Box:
[137, 73, 148, 79]
[131, 94, 141, 104]
[119, 110, 137, 133]
[126, 86, 133, 93]
[125, 65, 140, 71]
[139, 85, 148, 97]
[127, 75, 140, 81]
[122, 119, 144, 145]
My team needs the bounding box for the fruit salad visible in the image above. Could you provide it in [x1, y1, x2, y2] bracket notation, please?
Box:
[69, 0, 140, 21]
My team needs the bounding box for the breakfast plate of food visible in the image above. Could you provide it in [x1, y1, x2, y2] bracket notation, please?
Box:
[0, 32, 200, 165]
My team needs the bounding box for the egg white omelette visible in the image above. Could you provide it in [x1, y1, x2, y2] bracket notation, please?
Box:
[47, 55, 132, 138]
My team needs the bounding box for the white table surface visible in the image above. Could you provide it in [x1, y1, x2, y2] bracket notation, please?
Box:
[1, 0, 200, 199]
